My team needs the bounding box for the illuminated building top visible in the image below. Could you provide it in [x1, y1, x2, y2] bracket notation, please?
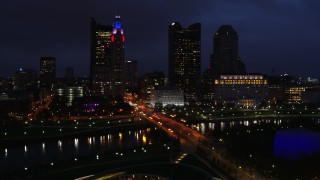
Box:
[112, 15, 125, 42]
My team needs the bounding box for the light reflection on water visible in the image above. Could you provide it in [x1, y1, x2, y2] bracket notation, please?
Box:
[42, 143, 45, 154]
[24, 145, 28, 156]
[0, 128, 156, 172]
[187, 118, 315, 135]
[58, 140, 62, 153]
[74, 138, 79, 154]
[188, 117, 320, 159]
[221, 122, 225, 131]
[208, 122, 215, 131]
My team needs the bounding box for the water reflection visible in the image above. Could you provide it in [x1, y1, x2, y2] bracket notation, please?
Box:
[42, 143, 46, 154]
[221, 122, 225, 131]
[200, 123, 205, 134]
[208, 123, 215, 131]
[100, 136, 106, 147]
[0, 128, 161, 173]
[58, 140, 62, 153]
[119, 132, 122, 141]
[24, 145, 28, 155]
[4, 148, 7, 158]
[107, 134, 112, 143]
[142, 134, 147, 145]
[244, 121, 249, 126]
[188, 117, 315, 135]
[74, 138, 79, 154]
[92, 137, 96, 145]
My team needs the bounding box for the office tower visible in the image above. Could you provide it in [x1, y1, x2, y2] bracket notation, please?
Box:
[90, 15, 125, 96]
[110, 15, 125, 95]
[40, 57, 56, 88]
[124, 60, 138, 87]
[168, 22, 201, 100]
[210, 25, 246, 75]
[90, 18, 113, 95]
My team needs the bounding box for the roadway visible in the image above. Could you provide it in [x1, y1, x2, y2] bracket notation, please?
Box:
[134, 101, 271, 180]
[85, 162, 213, 180]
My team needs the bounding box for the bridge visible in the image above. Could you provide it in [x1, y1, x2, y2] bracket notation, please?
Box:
[134, 102, 271, 180]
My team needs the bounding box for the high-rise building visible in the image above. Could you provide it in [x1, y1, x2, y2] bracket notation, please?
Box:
[90, 15, 125, 96]
[168, 22, 201, 100]
[210, 25, 246, 75]
[40, 57, 56, 88]
[111, 15, 125, 95]
[124, 60, 138, 87]
[90, 18, 113, 95]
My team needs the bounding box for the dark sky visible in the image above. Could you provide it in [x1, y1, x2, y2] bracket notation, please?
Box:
[1, 0, 320, 77]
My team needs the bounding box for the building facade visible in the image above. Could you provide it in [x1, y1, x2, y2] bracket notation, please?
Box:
[168, 22, 201, 100]
[124, 60, 138, 87]
[40, 57, 56, 88]
[90, 15, 125, 96]
[210, 25, 246, 75]
[139, 72, 165, 104]
[53, 86, 84, 106]
[150, 86, 184, 108]
[214, 74, 268, 106]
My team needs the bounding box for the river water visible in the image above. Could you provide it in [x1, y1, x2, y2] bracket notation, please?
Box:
[0, 126, 163, 173]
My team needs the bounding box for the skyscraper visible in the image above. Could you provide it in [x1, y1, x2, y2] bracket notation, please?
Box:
[40, 57, 56, 88]
[90, 15, 125, 96]
[90, 18, 113, 95]
[110, 15, 125, 95]
[210, 25, 246, 75]
[124, 60, 138, 87]
[168, 22, 201, 100]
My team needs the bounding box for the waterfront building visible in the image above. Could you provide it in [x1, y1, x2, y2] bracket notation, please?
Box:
[214, 74, 268, 106]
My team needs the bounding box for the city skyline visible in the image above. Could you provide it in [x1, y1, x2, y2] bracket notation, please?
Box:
[1, 1, 320, 77]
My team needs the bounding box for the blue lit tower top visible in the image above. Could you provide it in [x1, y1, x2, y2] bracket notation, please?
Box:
[111, 15, 125, 42]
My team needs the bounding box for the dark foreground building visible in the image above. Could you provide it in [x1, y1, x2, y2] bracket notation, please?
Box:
[168, 22, 201, 101]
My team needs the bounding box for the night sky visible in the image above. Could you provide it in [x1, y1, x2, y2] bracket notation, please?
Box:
[1, 0, 320, 77]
